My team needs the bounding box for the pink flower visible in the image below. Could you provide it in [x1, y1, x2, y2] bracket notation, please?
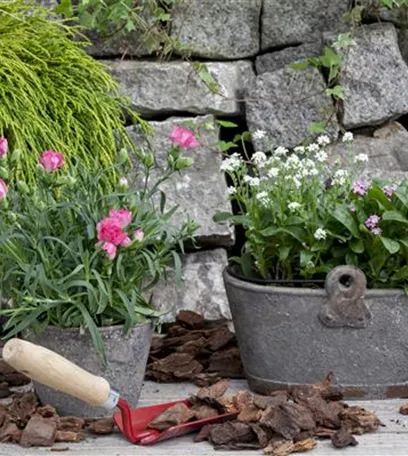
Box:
[109, 208, 132, 227]
[0, 138, 8, 158]
[383, 185, 396, 199]
[371, 227, 382, 236]
[102, 242, 117, 260]
[169, 126, 200, 149]
[352, 180, 368, 196]
[120, 236, 132, 247]
[97, 217, 127, 246]
[134, 228, 144, 241]
[0, 179, 7, 200]
[39, 150, 64, 172]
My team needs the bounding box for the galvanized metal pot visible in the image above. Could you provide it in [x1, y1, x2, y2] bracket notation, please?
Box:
[223, 265, 408, 399]
[25, 322, 152, 417]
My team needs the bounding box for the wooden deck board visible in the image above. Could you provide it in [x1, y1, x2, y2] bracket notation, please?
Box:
[1, 380, 407, 455]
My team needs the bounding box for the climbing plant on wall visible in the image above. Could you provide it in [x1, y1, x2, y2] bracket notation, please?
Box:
[0, 0, 144, 184]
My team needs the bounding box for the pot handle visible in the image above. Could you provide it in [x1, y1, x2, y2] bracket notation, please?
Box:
[318, 265, 371, 328]
[2, 338, 119, 410]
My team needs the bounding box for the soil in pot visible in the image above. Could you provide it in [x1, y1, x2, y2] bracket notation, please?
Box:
[25, 322, 152, 418]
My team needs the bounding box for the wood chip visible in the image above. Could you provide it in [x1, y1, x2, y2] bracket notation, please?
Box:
[20, 415, 57, 448]
[331, 428, 358, 448]
[176, 310, 205, 330]
[264, 438, 317, 455]
[400, 403, 408, 415]
[55, 430, 85, 443]
[340, 406, 383, 434]
[88, 418, 114, 435]
[147, 403, 195, 431]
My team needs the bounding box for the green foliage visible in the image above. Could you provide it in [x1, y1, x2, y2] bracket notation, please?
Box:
[379, 0, 408, 8]
[0, 142, 198, 361]
[215, 134, 408, 289]
[0, 1, 142, 184]
[56, 0, 179, 56]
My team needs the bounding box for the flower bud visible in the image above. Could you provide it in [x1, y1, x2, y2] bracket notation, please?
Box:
[142, 153, 155, 168]
[0, 138, 8, 159]
[118, 177, 129, 189]
[175, 157, 193, 170]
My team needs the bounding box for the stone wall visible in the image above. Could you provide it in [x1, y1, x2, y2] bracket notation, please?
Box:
[45, 0, 408, 320]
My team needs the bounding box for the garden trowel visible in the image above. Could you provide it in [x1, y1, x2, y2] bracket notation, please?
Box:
[2, 338, 237, 445]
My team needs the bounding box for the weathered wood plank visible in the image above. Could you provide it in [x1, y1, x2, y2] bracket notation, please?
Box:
[1, 380, 408, 455]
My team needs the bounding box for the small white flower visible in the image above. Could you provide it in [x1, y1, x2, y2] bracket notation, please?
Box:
[267, 167, 280, 178]
[243, 175, 260, 187]
[256, 191, 269, 205]
[315, 150, 328, 163]
[275, 146, 288, 157]
[252, 129, 266, 140]
[314, 228, 327, 241]
[294, 146, 306, 155]
[307, 143, 320, 153]
[293, 177, 301, 188]
[288, 202, 302, 212]
[287, 154, 300, 166]
[354, 153, 368, 163]
[252, 151, 267, 165]
[317, 135, 331, 146]
[227, 186, 236, 195]
[332, 169, 349, 186]
[342, 132, 354, 143]
[249, 177, 260, 187]
[220, 153, 242, 173]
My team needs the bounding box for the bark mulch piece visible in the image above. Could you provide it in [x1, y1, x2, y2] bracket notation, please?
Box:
[188, 374, 381, 454]
[147, 403, 195, 431]
[19, 415, 58, 448]
[146, 311, 244, 385]
[0, 360, 30, 392]
[88, 418, 115, 435]
[400, 402, 408, 415]
[331, 428, 358, 448]
[0, 392, 115, 448]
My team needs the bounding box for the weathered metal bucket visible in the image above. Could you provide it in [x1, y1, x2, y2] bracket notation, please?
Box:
[223, 265, 408, 399]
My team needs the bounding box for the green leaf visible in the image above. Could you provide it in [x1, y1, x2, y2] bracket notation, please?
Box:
[171, 251, 183, 288]
[380, 237, 400, 254]
[325, 85, 345, 100]
[216, 120, 237, 128]
[278, 245, 291, 262]
[260, 226, 306, 244]
[350, 239, 364, 254]
[55, 0, 74, 17]
[213, 211, 233, 223]
[300, 250, 313, 268]
[218, 141, 237, 152]
[288, 61, 310, 71]
[392, 265, 408, 280]
[382, 211, 408, 224]
[332, 205, 359, 237]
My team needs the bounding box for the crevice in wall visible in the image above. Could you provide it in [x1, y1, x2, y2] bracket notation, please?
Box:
[217, 115, 253, 258]
[257, 42, 304, 57]
[124, 111, 208, 126]
[394, 113, 408, 131]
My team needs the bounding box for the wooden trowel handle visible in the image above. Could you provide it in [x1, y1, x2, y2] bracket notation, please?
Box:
[2, 338, 119, 409]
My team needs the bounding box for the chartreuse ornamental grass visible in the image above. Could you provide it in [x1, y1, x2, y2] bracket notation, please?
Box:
[0, 0, 142, 183]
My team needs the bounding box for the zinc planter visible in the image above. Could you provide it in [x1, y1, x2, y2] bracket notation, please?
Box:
[25, 322, 152, 417]
[223, 265, 408, 399]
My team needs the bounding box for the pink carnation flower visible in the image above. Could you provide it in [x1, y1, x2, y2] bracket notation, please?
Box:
[0, 138, 8, 158]
[0, 179, 8, 200]
[39, 150, 64, 172]
[169, 126, 200, 149]
[365, 215, 381, 230]
[101, 242, 117, 260]
[109, 208, 132, 228]
[97, 217, 127, 246]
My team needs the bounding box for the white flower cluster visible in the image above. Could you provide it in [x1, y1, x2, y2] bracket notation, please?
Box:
[314, 228, 327, 240]
[220, 152, 242, 173]
[252, 129, 266, 140]
[354, 153, 368, 163]
[332, 169, 349, 186]
[256, 191, 270, 205]
[288, 201, 302, 212]
[243, 175, 260, 187]
[252, 151, 267, 166]
[342, 132, 353, 143]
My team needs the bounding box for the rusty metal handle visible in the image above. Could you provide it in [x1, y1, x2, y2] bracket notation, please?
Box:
[319, 266, 371, 328]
